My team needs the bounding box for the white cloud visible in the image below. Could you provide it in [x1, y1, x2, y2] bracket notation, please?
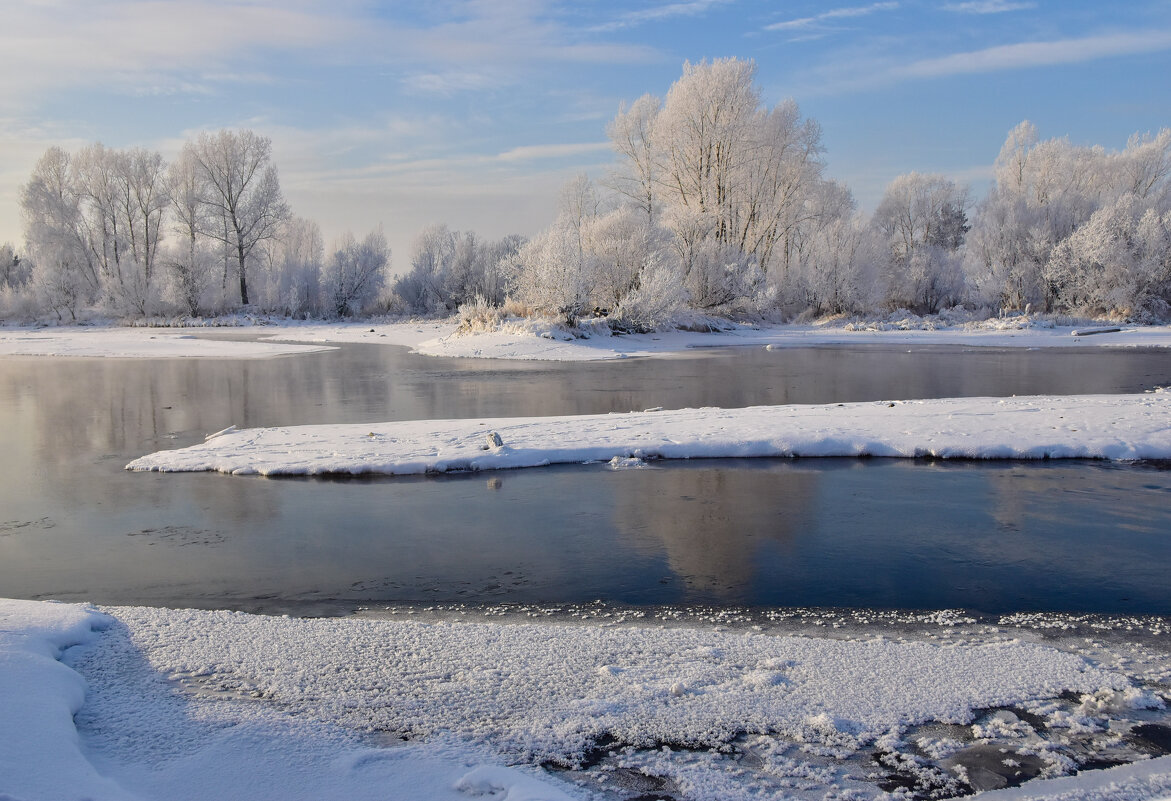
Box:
[896, 30, 1171, 77]
[590, 0, 736, 32]
[0, 0, 659, 109]
[496, 142, 612, 162]
[943, 0, 1036, 13]
[400, 71, 506, 97]
[0, 1, 356, 97]
[764, 2, 899, 32]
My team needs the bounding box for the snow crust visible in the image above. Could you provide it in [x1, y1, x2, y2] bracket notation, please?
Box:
[0, 599, 576, 801]
[126, 392, 1171, 476]
[0, 327, 334, 358]
[7, 598, 1169, 801]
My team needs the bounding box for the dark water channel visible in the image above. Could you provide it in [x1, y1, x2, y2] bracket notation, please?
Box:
[1, 340, 1169, 615]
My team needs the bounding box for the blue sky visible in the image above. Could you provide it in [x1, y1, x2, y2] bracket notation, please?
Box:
[3, 0, 1170, 267]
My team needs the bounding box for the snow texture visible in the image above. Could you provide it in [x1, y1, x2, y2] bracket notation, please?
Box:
[404, 321, 1171, 362]
[7, 599, 1168, 801]
[3, 320, 1170, 362]
[0, 327, 333, 358]
[0, 599, 577, 801]
[971, 756, 1171, 800]
[126, 392, 1171, 476]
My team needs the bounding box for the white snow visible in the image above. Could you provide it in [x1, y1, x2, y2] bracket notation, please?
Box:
[7, 598, 1170, 801]
[0, 327, 334, 358]
[0, 598, 577, 801]
[5, 319, 1170, 362]
[126, 392, 1171, 476]
[972, 757, 1171, 801]
[262, 320, 456, 350]
[402, 321, 1171, 362]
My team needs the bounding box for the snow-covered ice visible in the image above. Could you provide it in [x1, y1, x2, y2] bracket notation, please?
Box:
[0, 327, 333, 358]
[126, 392, 1171, 476]
[4, 598, 1170, 801]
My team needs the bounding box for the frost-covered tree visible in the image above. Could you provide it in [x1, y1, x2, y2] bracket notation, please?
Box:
[20, 143, 170, 316]
[20, 147, 98, 318]
[324, 227, 390, 317]
[188, 129, 289, 306]
[0, 243, 26, 289]
[395, 223, 456, 314]
[966, 122, 1106, 311]
[602, 58, 825, 313]
[966, 121, 1171, 314]
[509, 214, 597, 324]
[873, 172, 969, 312]
[109, 147, 168, 314]
[1046, 196, 1171, 319]
[165, 145, 214, 316]
[394, 224, 525, 315]
[262, 216, 325, 317]
[1116, 128, 1171, 205]
[606, 93, 660, 223]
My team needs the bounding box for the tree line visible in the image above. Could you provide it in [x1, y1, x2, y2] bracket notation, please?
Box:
[4, 58, 1170, 326]
[7, 129, 393, 321]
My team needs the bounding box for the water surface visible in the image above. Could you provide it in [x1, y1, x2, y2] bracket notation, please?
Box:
[1, 340, 1168, 615]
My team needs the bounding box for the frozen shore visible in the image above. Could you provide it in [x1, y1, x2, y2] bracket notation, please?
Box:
[405, 320, 1171, 362]
[3, 318, 1171, 361]
[257, 318, 1171, 362]
[126, 392, 1171, 476]
[3, 597, 1170, 801]
[0, 326, 335, 358]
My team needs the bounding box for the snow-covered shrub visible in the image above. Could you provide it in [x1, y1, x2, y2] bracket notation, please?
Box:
[610, 251, 689, 332]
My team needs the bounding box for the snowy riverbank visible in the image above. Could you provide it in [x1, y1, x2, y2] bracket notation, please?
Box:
[407, 321, 1171, 362]
[3, 597, 1170, 801]
[126, 392, 1171, 476]
[0, 326, 336, 358]
[259, 318, 1171, 362]
[3, 318, 1171, 360]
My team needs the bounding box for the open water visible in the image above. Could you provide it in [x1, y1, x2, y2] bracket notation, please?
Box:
[1, 338, 1168, 615]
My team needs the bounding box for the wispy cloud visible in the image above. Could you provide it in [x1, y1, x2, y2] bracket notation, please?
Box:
[764, 2, 899, 33]
[0, 1, 357, 103]
[589, 0, 736, 32]
[896, 30, 1171, 77]
[496, 142, 612, 162]
[942, 0, 1035, 13]
[401, 71, 506, 97]
[0, 0, 660, 106]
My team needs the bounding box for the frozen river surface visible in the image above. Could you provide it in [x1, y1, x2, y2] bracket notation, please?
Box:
[1, 339, 1169, 615]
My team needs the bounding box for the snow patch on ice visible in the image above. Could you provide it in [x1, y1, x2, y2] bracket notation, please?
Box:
[127, 393, 1171, 476]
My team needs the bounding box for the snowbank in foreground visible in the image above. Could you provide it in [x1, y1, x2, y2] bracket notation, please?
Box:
[7, 598, 1169, 801]
[0, 599, 575, 801]
[0, 327, 334, 358]
[406, 322, 1171, 362]
[126, 392, 1171, 476]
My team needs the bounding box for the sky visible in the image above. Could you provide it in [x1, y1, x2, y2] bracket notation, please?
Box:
[2, 0, 1170, 271]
